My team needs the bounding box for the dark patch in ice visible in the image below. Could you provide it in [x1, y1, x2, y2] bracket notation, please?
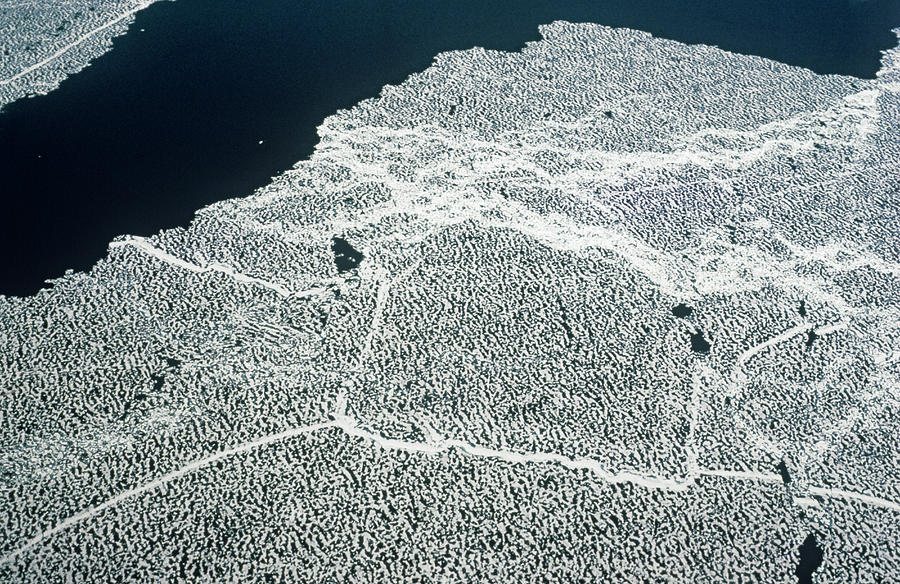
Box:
[725, 224, 737, 243]
[690, 330, 710, 354]
[798, 300, 807, 318]
[332, 237, 363, 274]
[151, 374, 164, 391]
[776, 460, 792, 485]
[560, 317, 574, 343]
[559, 302, 574, 344]
[795, 533, 824, 584]
[805, 329, 818, 349]
[672, 303, 693, 318]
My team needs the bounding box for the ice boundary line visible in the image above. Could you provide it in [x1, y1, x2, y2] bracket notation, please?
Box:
[734, 321, 848, 374]
[0, 1, 160, 87]
[808, 486, 900, 513]
[4, 413, 899, 566]
[109, 236, 328, 299]
[0, 421, 337, 566]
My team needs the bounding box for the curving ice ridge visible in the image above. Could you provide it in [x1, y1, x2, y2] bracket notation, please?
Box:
[2, 21, 900, 582]
[0, 0, 163, 109]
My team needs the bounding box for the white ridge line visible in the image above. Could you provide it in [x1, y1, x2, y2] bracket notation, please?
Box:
[0, 416, 686, 566]
[734, 320, 850, 375]
[6, 414, 898, 566]
[814, 321, 848, 336]
[807, 486, 900, 513]
[356, 275, 393, 368]
[110, 237, 204, 273]
[697, 468, 781, 483]
[685, 368, 704, 477]
[110, 237, 307, 298]
[0, 1, 160, 86]
[331, 415, 690, 491]
[0, 421, 338, 566]
[355, 259, 424, 369]
[735, 323, 812, 369]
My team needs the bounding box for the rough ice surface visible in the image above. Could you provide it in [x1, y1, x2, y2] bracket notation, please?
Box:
[0, 0, 163, 109]
[2, 21, 900, 582]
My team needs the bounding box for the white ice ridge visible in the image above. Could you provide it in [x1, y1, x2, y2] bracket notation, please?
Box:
[732, 320, 849, 377]
[735, 323, 817, 369]
[308, 84, 881, 301]
[0, 420, 337, 566]
[0, 1, 158, 87]
[696, 468, 781, 483]
[0, 0, 166, 107]
[807, 486, 900, 514]
[5, 411, 899, 567]
[110, 236, 328, 299]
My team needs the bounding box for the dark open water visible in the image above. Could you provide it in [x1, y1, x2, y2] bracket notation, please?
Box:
[1, 0, 898, 295]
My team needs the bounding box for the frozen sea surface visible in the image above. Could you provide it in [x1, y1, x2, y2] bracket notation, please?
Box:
[2, 0, 898, 295]
[0, 0, 164, 108]
[1, 21, 900, 582]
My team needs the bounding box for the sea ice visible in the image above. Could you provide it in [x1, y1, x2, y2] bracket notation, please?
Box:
[0, 0, 164, 109]
[1, 21, 899, 583]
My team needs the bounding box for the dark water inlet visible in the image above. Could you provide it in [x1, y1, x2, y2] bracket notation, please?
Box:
[671, 303, 693, 318]
[795, 533, 824, 584]
[1, 0, 898, 295]
[332, 237, 363, 274]
[690, 330, 710, 354]
[776, 460, 792, 485]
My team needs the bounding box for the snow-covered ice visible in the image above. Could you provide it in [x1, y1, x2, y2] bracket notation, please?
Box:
[1, 21, 899, 582]
[0, 0, 164, 109]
